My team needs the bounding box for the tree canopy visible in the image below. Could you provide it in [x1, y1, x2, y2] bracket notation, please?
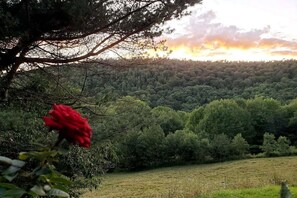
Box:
[38, 59, 297, 111]
[0, 0, 201, 99]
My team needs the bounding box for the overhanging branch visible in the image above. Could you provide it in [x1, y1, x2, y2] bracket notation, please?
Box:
[41, 0, 159, 41]
[23, 23, 154, 64]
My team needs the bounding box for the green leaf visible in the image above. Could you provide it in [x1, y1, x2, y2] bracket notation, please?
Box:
[0, 183, 19, 189]
[18, 152, 29, 161]
[3, 174, 18, 182]
[11, 160, 25, 168]
[1, 160, 25, 181]
[34, 167, 52, 176]
[3, 188, 26, 198]
[0, 183, 26, 198]
[47, 188, 69, 197]
[50, 174, 71, 185]
[0, 156, 12, 166]
[26, 191, 39, 198]
[30, 185, 46, 196]
[39, 172, 71, 185]
[2, 166, 20, 175]
[19, 151, 59, 161]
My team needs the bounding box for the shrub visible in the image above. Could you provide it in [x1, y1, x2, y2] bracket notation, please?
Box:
[136, 125, 165, 167]
[210, 134, 231, 161]
[117, 130, 142, 169]
[277, 136, 291, 155]
[57, 141, 118, 178]
[0, 104, 114, 197]
[0, 109, 54, 158]
[288, 146, 297, 155]
[231, 133, 250, 158]
[118, 125, 165, 169]
[164, 130, 200, 163]
[164, 130, 213, 164]
[261, 133, 277, 156]
[0, 104, 96, 197]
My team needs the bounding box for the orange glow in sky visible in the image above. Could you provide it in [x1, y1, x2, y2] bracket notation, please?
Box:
[154, 0, 297, 61]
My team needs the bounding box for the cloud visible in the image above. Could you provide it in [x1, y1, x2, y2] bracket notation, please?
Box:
[260, 38, 297, 50]
[270, 50, 297, 57]
[162, 10, 297, 59]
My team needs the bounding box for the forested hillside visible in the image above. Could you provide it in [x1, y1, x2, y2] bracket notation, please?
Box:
[57, 59, 297, 111]
[2, 59, 297, 172]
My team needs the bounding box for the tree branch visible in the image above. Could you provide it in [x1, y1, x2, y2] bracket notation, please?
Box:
[23, 23, 154, 64]
[41, 1, 159, 41]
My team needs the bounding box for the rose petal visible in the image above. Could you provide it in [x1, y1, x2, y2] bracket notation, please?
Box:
[42, 117, 63, 129]
[43, 104, 92, 148]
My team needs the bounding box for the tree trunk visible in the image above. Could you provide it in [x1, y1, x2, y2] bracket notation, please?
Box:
[1, 61, 22, 101]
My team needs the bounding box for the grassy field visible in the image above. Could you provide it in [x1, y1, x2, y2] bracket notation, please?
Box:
[82, 157, 297, 198]
[210, 186, 297, 198]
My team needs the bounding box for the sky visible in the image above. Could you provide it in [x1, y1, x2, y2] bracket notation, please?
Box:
[155, 0, 297, 61]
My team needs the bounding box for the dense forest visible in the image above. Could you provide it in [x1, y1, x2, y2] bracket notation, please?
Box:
[2, 59, 297, 177]
[54, 59, 297, 111]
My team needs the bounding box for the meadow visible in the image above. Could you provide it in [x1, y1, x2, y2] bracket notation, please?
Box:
[82, 157, 297, 198]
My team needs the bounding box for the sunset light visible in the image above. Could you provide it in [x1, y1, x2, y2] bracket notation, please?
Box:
[152, 45, 297, 62]
[156, 0, 297, 61]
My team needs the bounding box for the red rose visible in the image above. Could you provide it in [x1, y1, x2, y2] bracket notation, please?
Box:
[43, 104, 92, 148]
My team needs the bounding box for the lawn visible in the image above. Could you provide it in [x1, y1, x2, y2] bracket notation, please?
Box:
[210, 186, 297, 198]
[82, 157, 297, 198]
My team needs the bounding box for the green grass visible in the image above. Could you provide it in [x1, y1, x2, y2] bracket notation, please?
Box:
[210, 186, 297, 198]
[82, 157, 297, 198]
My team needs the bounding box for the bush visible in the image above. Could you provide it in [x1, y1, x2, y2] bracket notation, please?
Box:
[57, 141, 118, 178]
[261, 133, 277, 156]
[261, 133, 295, 157]
[117, 130, 142, 169]
[277, 136, 291, 155]
[195, 138, 212, 163]
[0, 104, 97, 198]
[164, 130, 200, 163]
[136, 125, 165, 167]
[210, 134, 231, 161]
[288, 146, 297, 155]
[164, 130, 213, 164]
[0, 109, 54, 158]
[231, 133, 250, 158]
[118, 125, 165, 170]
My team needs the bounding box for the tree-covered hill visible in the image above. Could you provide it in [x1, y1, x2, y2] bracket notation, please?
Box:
[54, 59, 297, 111]
[3, 59, 297, 171]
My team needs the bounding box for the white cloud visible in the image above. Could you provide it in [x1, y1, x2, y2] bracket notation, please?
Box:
[162, 10, 297, 59]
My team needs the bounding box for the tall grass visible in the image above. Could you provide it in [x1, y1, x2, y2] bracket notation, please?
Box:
[82, 157, 297, 198]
